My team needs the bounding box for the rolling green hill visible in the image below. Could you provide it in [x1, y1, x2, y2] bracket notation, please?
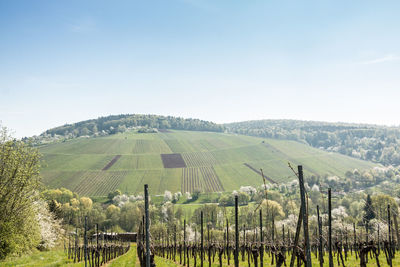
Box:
[39, 130, 377, 196]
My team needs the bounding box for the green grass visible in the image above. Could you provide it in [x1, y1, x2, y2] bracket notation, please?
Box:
[153, 253, 400, 267]
[3, 244, 399, 266]
[39, 130, 377, 196]
[0, 248, 82, 267]
[108, 245, 137, 266]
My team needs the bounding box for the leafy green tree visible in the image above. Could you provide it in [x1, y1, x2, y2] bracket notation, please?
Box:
[192, 189, 201, 201]
[108, 189, 122, 201]
[0, 126, 41, 259]
[363, 194, 375, 224]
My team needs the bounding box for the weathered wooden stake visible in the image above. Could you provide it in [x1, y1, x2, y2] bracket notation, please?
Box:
[388, 204, 393, 267]
[317, 205, 324, 267]
[328, 188, 333, 267]
[184, 219, 186, 266]
[226, 218, 230, 265]
[393, 210, 400, 250]
[208, 223, 211, 267]
[234, 195, 239, 267]
[272, 214, 275, 243]
[201, 211, 204, 267]
[353, 222, 356, 256]
[144, 184, 150, 267]
[289, 207, 303, 267]
[298, 165, 311, 267]
[378, 223, 380, 254]
[74, 228, 78, 263]
[174, 225, 177, 262]
[84, 216, 88, 267]
[260, 209, 263, 267]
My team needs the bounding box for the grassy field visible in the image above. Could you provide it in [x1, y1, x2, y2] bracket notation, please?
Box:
[40, 130, 376, 196]
[2, 244, 399, 267]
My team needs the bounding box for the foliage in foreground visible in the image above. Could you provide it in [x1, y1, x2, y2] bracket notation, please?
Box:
[0, 126, 62, 259]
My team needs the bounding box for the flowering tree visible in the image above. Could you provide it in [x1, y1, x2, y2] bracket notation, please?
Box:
[0, 125, 41, 258]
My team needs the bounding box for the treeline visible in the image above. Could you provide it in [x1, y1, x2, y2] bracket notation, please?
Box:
[226, 119, 400, 166]
[41, 114, 224, 138]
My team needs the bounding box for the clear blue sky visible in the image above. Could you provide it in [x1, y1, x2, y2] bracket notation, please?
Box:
[1, 0, 400, 137]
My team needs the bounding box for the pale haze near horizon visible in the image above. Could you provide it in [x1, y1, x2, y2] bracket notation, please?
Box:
[1, 0, 399, 138]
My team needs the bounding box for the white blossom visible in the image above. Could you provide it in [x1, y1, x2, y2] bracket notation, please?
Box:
[311, 184, 320, 192]
[35, 200, 64, 250]
[332, 206, 348, 219]
[239, 186, 257, 196]
[164, 191, 173, 202]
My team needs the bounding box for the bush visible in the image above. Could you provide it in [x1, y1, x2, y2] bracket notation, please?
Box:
[0, 126, 42, 258]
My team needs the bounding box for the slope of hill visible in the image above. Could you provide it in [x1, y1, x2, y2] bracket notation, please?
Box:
[226, 119, 400, 166]
[40, 130, 377, 196]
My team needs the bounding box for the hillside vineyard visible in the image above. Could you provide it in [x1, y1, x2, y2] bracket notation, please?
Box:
[40, 130, 375, 196]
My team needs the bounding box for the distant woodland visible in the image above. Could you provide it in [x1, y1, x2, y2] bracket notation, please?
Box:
[41, 114, 224, 137]
[226, 120, 400, 167]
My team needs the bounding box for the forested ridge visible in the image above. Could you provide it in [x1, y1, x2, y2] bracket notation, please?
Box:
[225, 119, 400, 166]
[41, 114, 224, 137]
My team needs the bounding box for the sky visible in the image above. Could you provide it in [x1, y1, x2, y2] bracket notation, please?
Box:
[1, 0, 400, 138]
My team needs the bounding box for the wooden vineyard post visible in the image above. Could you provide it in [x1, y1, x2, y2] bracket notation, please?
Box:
[353, 223, 357, 259]
[96, 223, 99, 267]
[144, 184, 150, 267]
[272, 214, 275, 243]
[95, 223, 99, 249]
[378, 223, 380, 254]
[234, 195, 239, 267]
[84, 216, 88, 267]
[226, 219, 230, 265]
[201, 211, 204, 267]
[393, 210, 400, 250]
[260, 209, 264, 267]
[328, 188, 333, 267]
[298, 165, 311, 267]
[174, 225, 177, 262]
[317, 205, 324, 267]
[74, 228, 78, 263]
[242, 224, 246, 262]
[184, 219, 186, 266]
[290, 207, 303, 267]
[68, 231, 71, 259]
[388, 204, 393, 267]
[208, 222, 211, 267]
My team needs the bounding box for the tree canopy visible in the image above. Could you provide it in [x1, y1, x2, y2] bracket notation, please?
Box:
[38, 114, 224, 140]
[0, 126, 41, 259]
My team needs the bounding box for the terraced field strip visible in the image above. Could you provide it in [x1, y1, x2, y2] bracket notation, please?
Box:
[133, 140, 148, 154]
[182, 152, 218, 167]
[41, 170, 86, 190]
[163, 138, 188, 153]
[73, 171, 129, 196]
[199, 166, 224, 192]
[102, 155, 122, 170]
[181, 168, 201, 193]
[243, 163, 277, 184]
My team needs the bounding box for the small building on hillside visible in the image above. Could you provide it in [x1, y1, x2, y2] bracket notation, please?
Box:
[92, 232, 137, 242]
